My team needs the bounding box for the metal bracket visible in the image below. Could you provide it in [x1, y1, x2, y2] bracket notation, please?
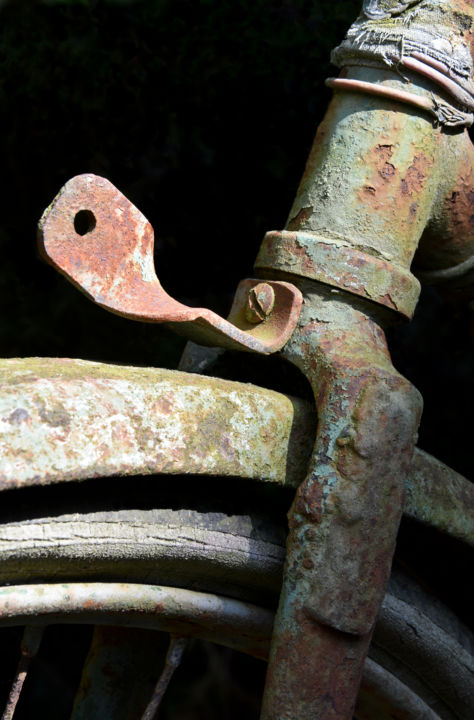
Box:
[38, 174, 302, 353]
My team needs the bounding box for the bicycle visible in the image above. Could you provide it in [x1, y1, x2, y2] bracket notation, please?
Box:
[0, 1, 473, 718]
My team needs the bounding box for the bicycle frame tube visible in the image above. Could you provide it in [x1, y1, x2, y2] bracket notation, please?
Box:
[257, 1, 474, 717]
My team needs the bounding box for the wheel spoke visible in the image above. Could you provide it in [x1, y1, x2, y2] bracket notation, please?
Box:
[1, 626, 44, 720]
[141, 636, 188, 720]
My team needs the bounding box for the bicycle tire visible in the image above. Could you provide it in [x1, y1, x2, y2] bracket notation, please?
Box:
[0, 503, 472, 719]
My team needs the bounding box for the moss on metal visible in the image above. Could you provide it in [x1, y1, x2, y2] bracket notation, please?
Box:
[0, 357, 316, 489]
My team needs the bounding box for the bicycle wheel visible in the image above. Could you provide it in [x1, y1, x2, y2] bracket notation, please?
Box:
[1, 359, 472, 718]
[0, 485, 472, 720]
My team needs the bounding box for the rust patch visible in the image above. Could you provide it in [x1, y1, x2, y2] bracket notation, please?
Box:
[374, 144, 394, 162]
[379, 162, 395, 181]
[401, 154, 432, 197]
[287, 206, 313, 230]
[255, 231, 421, 320]
[374, 144, 396, 181]
[38, 174, 302, 354]
[414, 138, 473, 272]
[83, 599, 104, 611]
[154, 394, 174, 415]
[447, 187, 474, 225]
[438, 156, 474, 262]
[358, 143, 397, 206]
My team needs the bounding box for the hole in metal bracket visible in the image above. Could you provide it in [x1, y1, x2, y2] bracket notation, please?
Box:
[74, 210, 96, 236]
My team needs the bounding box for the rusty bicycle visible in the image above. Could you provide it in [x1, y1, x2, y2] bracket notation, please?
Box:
[0, 1, 473, 718]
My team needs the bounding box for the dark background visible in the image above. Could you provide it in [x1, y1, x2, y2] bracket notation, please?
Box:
[0, 1, 472, 716]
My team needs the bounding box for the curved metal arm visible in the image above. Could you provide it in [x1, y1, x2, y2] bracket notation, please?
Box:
[38, 174, 302, 354]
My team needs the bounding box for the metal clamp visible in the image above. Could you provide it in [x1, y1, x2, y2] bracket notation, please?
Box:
[38, 174, 302, 354]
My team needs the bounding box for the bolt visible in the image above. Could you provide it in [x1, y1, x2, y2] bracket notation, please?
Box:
[336, 426, 356, 447]
[245, 283, 275, 324]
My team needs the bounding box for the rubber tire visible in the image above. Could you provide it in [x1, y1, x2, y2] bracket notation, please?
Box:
[0, 507, 472, 719]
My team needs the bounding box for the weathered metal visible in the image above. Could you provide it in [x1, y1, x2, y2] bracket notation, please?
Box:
[26, 2, 473, 717]
[1, 625, 44, 720]
[246, 282, 276, 323]
[0, 583, 273, 660]
[0, 357, 315, 490]
[413, 133, 474, 290]
[38, 174, 302, 354]
[256, 65, 473, 320]
[1, 357, 472, 549]
[141, 636, 188, 720]
[256, 229, 420, 319]
[0, 581, 471, 719]
[333, 0, 474, 128]
[260, 288, 423, 719]
[406, 448, 474, 547]
[257, 1, 474, 717]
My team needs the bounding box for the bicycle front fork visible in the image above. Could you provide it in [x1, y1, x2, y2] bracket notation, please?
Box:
[259, 1, 474, 717]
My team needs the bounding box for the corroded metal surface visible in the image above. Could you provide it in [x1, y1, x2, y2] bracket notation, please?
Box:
[261, 288, 423, 719]
[246, 282, 276, 323]
[0, 357, 315, 490]
[256, 30, 474, 314]
[1, 626, 44, 720]
[283, 66, 447, 273]
[256, 3, 473, 715]
[255, 230, 420, 319]
[0, 583, 273, 660]
[0, 581, 470, 718]
[414, 134, 474, 290]
[406, 448, 474, 547]
[25, 5, 474, 718]
[38, 174, 302, 354]
[258, 65, 473, 320]
[0, 357, 472, 548]
[141, 636, 188, 720]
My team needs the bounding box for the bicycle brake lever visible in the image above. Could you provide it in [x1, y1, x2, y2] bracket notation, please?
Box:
[38, 174, 302, 353]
